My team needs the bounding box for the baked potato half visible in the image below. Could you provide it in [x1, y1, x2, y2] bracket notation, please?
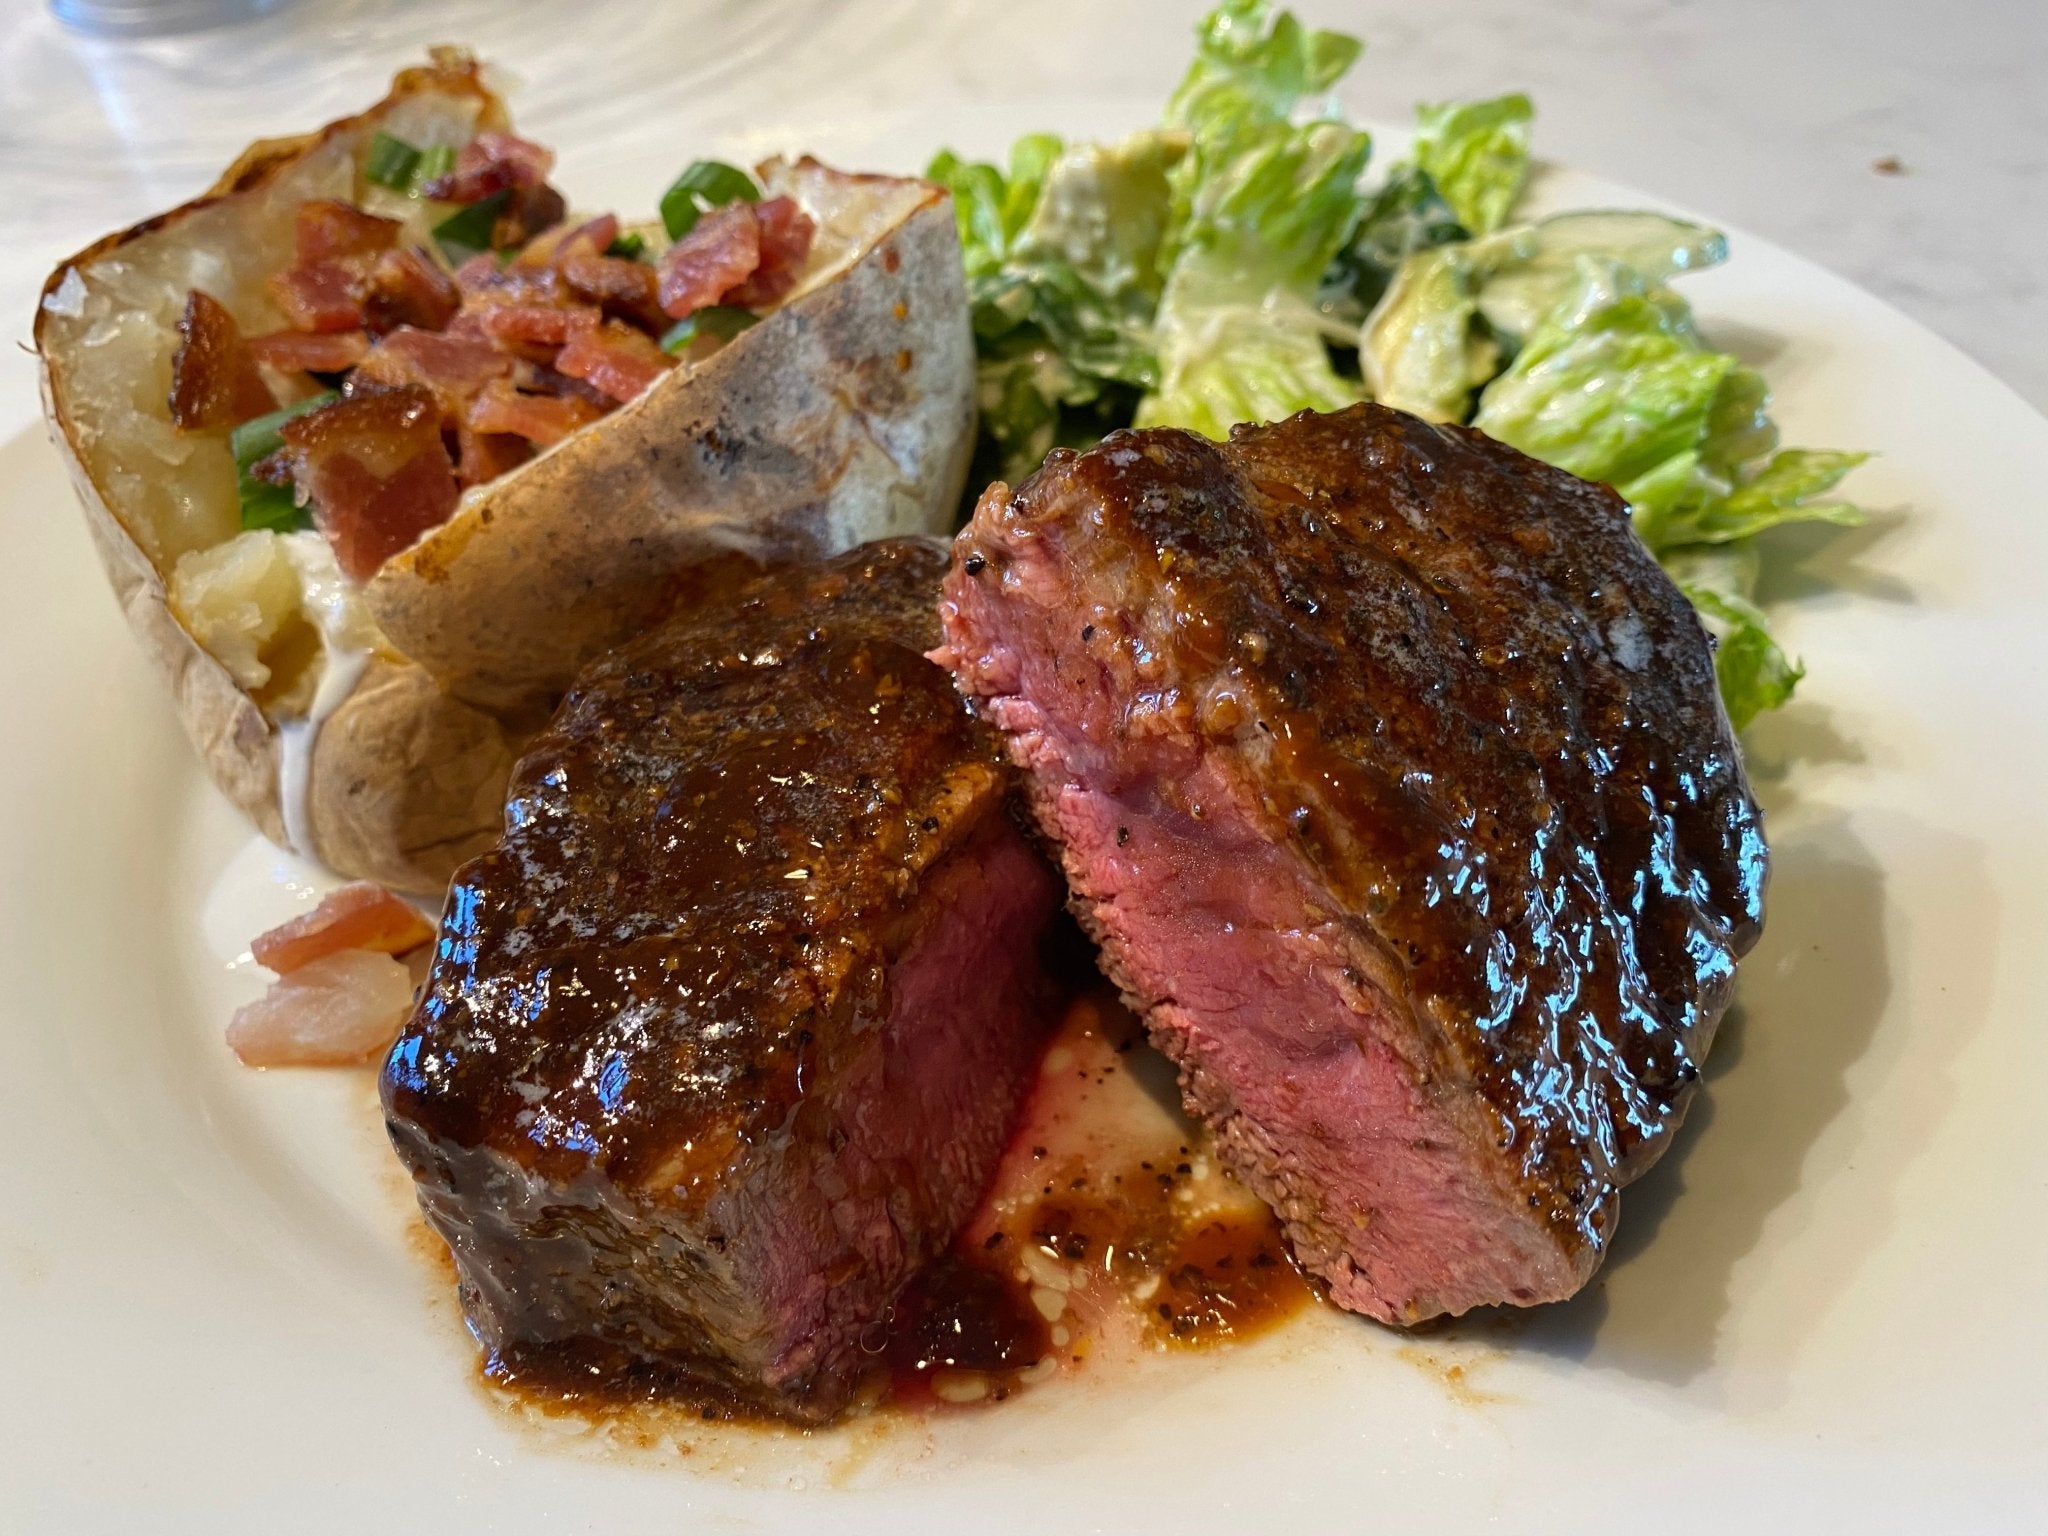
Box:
[35, 52, 974, 891]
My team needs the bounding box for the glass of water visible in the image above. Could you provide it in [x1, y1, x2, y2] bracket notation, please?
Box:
[51, 0, 299, 36]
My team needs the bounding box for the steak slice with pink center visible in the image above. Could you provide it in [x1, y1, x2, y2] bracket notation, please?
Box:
[935, 404, 1766, 1324]
[384, 539, 1066, 1421]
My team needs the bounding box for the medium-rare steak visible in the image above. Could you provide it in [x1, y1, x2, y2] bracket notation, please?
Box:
[936, 404, 1766, 1324]
[382, 539, 1065, 1422]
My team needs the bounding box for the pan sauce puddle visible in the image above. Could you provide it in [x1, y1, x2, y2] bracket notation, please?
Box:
[457, 987, 1314, 1450]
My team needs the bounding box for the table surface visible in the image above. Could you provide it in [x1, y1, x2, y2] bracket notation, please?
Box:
[2, 0, 2042, 433]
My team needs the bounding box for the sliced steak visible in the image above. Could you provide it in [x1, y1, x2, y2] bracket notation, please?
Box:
[383, 539, 1065, 1422]
[935, 405, 1766, 1324]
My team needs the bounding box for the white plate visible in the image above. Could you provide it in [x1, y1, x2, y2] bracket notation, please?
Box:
[4, 97, 2045, 1535]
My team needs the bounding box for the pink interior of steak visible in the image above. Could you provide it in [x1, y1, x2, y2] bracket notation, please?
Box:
[747, 818, 1064, 1397]
[939, 518, 1588, 1323]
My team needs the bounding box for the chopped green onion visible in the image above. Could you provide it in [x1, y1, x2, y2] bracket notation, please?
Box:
[231, 391, 338, 533]
[605, 231, 647, 261]
[659, 306, 761, 354]
[433, 190, 510, 264]
[659, 160, 760, 241]
[414, 143, 456, 188]
[365, 133, 422, 191]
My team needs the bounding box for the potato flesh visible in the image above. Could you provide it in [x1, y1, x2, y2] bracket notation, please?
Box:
[38, 89, 488, 696]
[170, 529, 386, 715]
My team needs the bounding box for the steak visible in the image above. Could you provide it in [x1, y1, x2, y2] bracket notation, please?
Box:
[382, 538, 1065, 1421]
[935, 405, 1766, 1324]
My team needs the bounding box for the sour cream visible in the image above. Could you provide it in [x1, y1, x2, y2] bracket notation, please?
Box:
[275, 532, 381, 861]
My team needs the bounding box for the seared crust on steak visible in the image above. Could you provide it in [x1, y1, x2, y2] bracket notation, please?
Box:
[937, 404, 1765, 1321]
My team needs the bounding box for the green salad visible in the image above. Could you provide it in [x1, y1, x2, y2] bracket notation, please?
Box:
[927, 0, 1864, 728]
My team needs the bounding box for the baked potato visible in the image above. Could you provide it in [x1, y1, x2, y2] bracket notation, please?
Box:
[35, 52, 975, 892]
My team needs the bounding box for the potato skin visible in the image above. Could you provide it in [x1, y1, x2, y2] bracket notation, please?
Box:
[35, 62, 973, 893]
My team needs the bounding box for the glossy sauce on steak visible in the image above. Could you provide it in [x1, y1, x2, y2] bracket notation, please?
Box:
[382, 539, 1065, 1422]
[937, 405, 1766, 1323]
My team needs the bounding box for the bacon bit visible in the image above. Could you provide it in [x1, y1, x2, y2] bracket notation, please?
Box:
[494, 183, 569, 250]
[169, 289, 276, 430]
[562, 251, 665, 330]
[365, 245, 461, 334]
[294, 199, 401, 264]
[457, 426, 533, 485]
[475, 301, 586, 351]
[274, 386, 460, 579]
[521, 362, 613, 409]
[227, 949, 419, 1068]
[250, 880, 436, 974]
[351, 326, 515, 420]
[270, 260, 368, 333]
[658, 201, 761, 319]
[453, 252, 514, 294]
[467, 377, 603, 445]
[516, 213, 620, 269]
[420, 129, 556, 202]
[554, 313, 673, 403]
[723, 195, 815, 309]
[247, 327, 371, 374]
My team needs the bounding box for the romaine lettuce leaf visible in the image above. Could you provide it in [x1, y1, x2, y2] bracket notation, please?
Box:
[927, 133, 1063, 302]
[1319, 164, 1469, 322]
[1360, 228, 1533, 422]
[1475, 210, 1727, 342]
[1412, 92, 1533, 235]
[1664, 544, 1803, 731]
[1163, 0, 1362, 168]
[972, 338, 1140, 489]
[933, 1, 1866, 730]
[1473, 257, 1735, 495]
[1000, 132, 1184, 385]
[1474, 258, 1865, 724]
[1138, 0, 1371, 437]
[928, 130, 1181, 484]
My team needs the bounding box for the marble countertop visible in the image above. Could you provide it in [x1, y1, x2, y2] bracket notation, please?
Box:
[2, 0, 2041, 432]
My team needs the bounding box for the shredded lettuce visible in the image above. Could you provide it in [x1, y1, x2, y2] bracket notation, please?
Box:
[928, 0, 1866, 727]
[1411, 92, 1534, 236]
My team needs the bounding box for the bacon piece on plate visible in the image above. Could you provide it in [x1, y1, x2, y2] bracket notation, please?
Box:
[562, 250, 666, 331]
[351, 326, 516, 420]
[365, 245, 461, 334]
[419, 130, 556, 202]
[270, 260, 369, 333]
[168, 289, 276, 429]
[555, 314, 673, 403]
[227, 950, 420, 1067]
[657, 201, 761, 319]
[247, 327, 372, 375]
[273, 386, 461, 580]
[295, 199, 402, 264]
[467, 377, 604, 445]
[723, 196, 815, 309]
[250, 880, 436, 974]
